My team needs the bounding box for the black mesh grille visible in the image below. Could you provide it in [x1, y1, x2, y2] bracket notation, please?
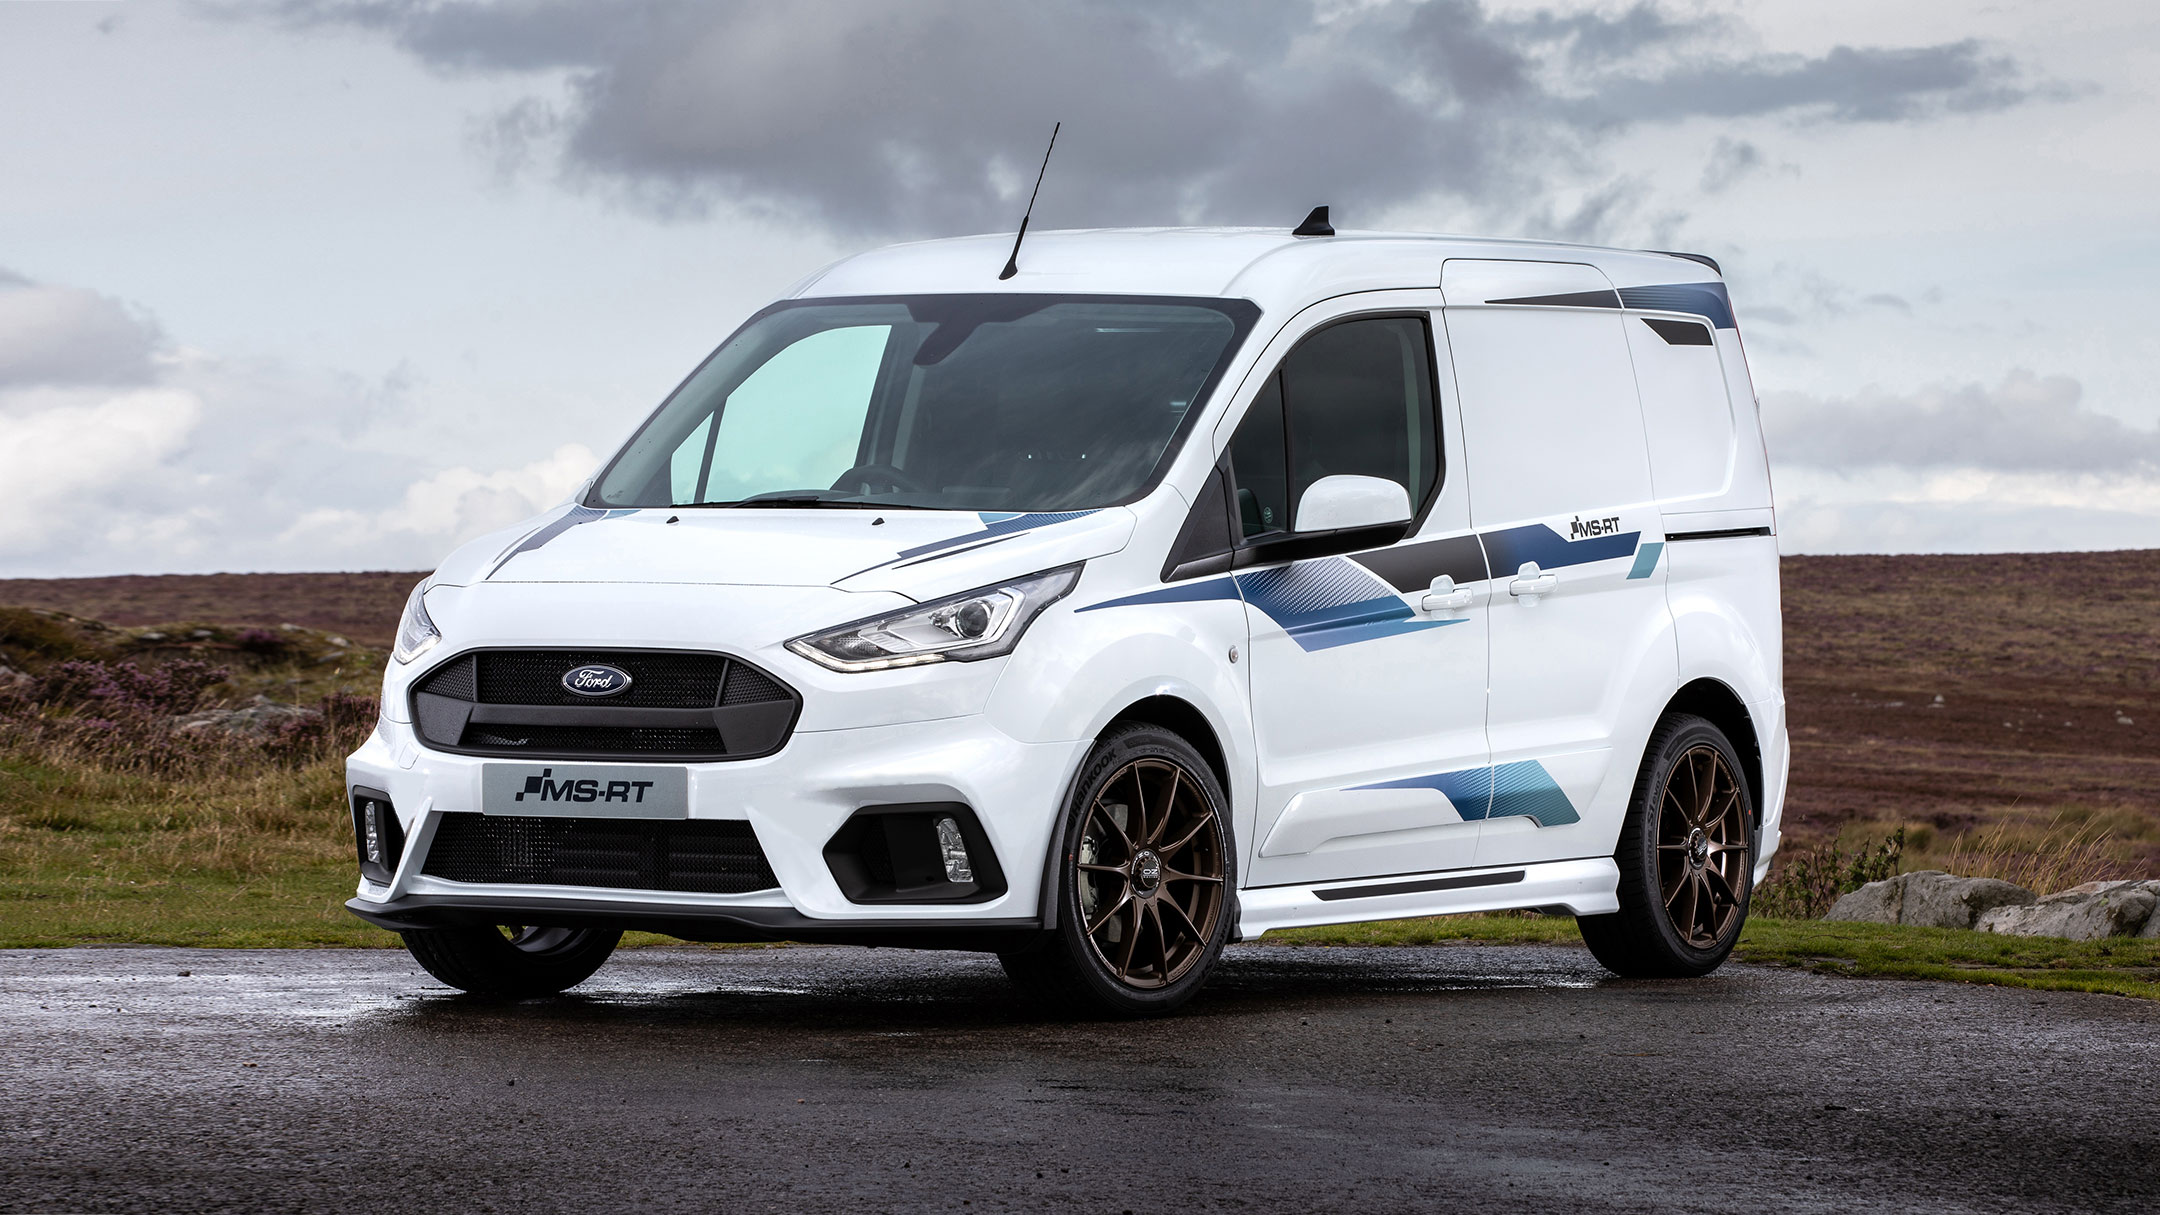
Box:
[422, 813, 778, 894]
[425, 654, 477, 700]
[410, 648, 800, 761]
[722, 663, 790, 704]
[472, 651, 731, 708]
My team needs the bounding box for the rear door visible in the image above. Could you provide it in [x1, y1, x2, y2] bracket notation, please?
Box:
[1438, 261, 1678, 870]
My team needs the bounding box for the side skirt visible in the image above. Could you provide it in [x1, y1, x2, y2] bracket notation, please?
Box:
[1234, 856, 1621, 937]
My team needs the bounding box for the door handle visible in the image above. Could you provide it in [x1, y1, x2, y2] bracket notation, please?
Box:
[1420, 574, 1474, 614]
[1508, 562, 1557, 599]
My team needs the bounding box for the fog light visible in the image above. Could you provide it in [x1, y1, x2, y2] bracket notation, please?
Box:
[351, 788, 405, 884]
[934, 815, 974, 883]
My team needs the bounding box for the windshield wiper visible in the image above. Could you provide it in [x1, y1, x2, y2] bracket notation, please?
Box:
[675, 491, 938, 510]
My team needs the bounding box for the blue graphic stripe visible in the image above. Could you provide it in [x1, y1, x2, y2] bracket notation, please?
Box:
[1354, 761, 1577, 827]
[1490, 761, 1581, 826]
[1626, 541, 1664, 580]
[1077, 578, 1241, 612]
[1354, 767, 1492, 820]
[1481, 523, 1640, 574]
[1618, 282, 1735, 329]
[1235, 558, 1459, 652]
[893, 510, 1097, 560]
[488, 505, 636, 576]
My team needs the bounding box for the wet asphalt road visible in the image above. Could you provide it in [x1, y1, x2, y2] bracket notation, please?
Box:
[1, 944, 2155, 1214]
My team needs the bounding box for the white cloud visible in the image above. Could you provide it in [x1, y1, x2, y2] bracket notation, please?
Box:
[0, 387, 202, 550]
[278, 442, 596, 556]
[0, 264, 601, 575]
[1763, 371, 2160, 473]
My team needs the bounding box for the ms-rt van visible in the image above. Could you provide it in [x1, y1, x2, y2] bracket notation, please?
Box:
[346, 216, 1786, 1013]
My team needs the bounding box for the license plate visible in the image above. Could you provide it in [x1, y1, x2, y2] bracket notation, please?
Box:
[480, 763, 689, 819]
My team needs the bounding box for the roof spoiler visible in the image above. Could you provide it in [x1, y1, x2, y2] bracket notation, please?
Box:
[1649, 249, 1722, 276]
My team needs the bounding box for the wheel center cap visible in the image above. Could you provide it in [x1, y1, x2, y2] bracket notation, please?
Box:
[1132, 850, 1163, 894]
[1686, 828, 1709, 868]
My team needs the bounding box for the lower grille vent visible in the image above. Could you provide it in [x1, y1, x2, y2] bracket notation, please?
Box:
[422, 814, 778, 895]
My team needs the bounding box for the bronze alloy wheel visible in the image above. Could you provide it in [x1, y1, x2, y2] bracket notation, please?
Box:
[1075, 757, 1227, 989]
[1655, 743, 1751, 949]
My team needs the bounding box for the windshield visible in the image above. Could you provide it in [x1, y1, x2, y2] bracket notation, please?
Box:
[590, 294, 1258, 512]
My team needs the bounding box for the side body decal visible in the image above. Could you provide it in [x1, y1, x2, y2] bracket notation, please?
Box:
[1353, 760, 1580, 828]
[1079, 556, 1460, 653]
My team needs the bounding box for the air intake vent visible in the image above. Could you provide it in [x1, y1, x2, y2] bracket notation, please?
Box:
[422, 813, 778, 894]
[410, 649, 799, 762]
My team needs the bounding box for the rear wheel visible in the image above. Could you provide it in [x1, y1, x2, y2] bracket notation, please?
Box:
[400, 924, 621, 996]
[1001, 725, 1234, 1015]
[1578, 714, 1754, 977]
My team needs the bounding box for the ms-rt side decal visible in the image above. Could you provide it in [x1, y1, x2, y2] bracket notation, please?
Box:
[1354, 760, 1581, 828]
[1078, 522, 1663, 649]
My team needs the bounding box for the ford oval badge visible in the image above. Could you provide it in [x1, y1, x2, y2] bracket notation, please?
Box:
[561, 664, 633, 698]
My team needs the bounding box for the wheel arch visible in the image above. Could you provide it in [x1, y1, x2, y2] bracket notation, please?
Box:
[1101, 694, 1231, 796]
[1661, 677, 1763, 826]
[1034, 692, 1237, 935]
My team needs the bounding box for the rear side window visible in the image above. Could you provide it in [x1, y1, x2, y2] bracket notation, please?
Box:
[1226, 316, 1440, 539]
[1624, 316, 1736, 502]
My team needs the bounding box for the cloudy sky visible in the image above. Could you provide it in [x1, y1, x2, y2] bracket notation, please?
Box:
[3, 0, 2157, 575]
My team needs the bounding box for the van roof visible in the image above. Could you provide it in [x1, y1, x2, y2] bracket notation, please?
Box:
[789, 227, 1727, 319]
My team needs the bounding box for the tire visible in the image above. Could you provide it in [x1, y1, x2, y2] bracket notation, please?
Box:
[1000, 724, 1236, 1016]
[1577, 713, 1755, 978]
[400, 924, 622, 997]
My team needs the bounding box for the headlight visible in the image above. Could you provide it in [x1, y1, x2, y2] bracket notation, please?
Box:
[787, 564, 1082, 673]
[393, 580, 441, 665]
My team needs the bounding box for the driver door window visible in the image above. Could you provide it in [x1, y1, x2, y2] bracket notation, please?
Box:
[1226, 316, 1438, 540]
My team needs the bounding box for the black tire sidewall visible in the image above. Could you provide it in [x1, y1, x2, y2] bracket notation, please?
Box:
[1045, 725, 1236, 1014]
[402, 925, 622, 997]
[1624, 715, 1755, 971]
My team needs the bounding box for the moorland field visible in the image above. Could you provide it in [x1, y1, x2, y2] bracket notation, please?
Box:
[3, 553, 2157, 994]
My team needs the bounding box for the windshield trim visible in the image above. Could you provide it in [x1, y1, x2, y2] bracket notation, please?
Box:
[580, 292, 1264, 514]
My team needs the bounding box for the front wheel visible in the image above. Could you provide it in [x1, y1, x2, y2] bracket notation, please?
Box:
[400, 924, 622, 996]
[1577, 714, 1755, 977]
[1001, 725, 1235, 1015]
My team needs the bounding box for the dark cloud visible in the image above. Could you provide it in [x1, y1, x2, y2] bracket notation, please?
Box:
[1699, 136, 1762, 191]
[242, 1, 2038, 238]
[0, 269, 163, 388]
[1764, 373, 2160, 474]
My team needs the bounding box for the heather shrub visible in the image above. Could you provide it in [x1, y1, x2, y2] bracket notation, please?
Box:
[1, 655, 376, 775]
[38, 658, 229, 717]
[1752, 827, 1905, 920]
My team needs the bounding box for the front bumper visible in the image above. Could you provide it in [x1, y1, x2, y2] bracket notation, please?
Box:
[346, 712, 1090, 938]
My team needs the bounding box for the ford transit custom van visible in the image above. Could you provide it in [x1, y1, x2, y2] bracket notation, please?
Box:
[346, 224, 1786, 1013]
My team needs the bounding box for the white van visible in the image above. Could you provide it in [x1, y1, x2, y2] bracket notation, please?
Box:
[346, 222, 1785, 1013]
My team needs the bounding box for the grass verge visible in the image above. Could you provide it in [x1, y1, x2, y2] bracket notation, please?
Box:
[1263, 914, 2160, 1000]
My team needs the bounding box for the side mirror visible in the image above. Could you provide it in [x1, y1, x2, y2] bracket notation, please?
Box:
[1294, 475, 1412, 533]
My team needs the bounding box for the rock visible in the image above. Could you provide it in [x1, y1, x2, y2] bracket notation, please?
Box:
[1978, 884, 2158, 941]
[1825, 871, 2037, 930]
[171, 695, 319, 739]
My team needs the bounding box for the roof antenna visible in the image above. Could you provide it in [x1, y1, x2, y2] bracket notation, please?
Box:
[1292, 205, 1334, 237]
[998, 121, 1060, 281]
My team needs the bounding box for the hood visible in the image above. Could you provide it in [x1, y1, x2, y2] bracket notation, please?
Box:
[435, 504, 1136, 601]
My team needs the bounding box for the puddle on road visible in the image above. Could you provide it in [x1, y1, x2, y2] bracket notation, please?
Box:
[1, 944, 1610, 1035]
